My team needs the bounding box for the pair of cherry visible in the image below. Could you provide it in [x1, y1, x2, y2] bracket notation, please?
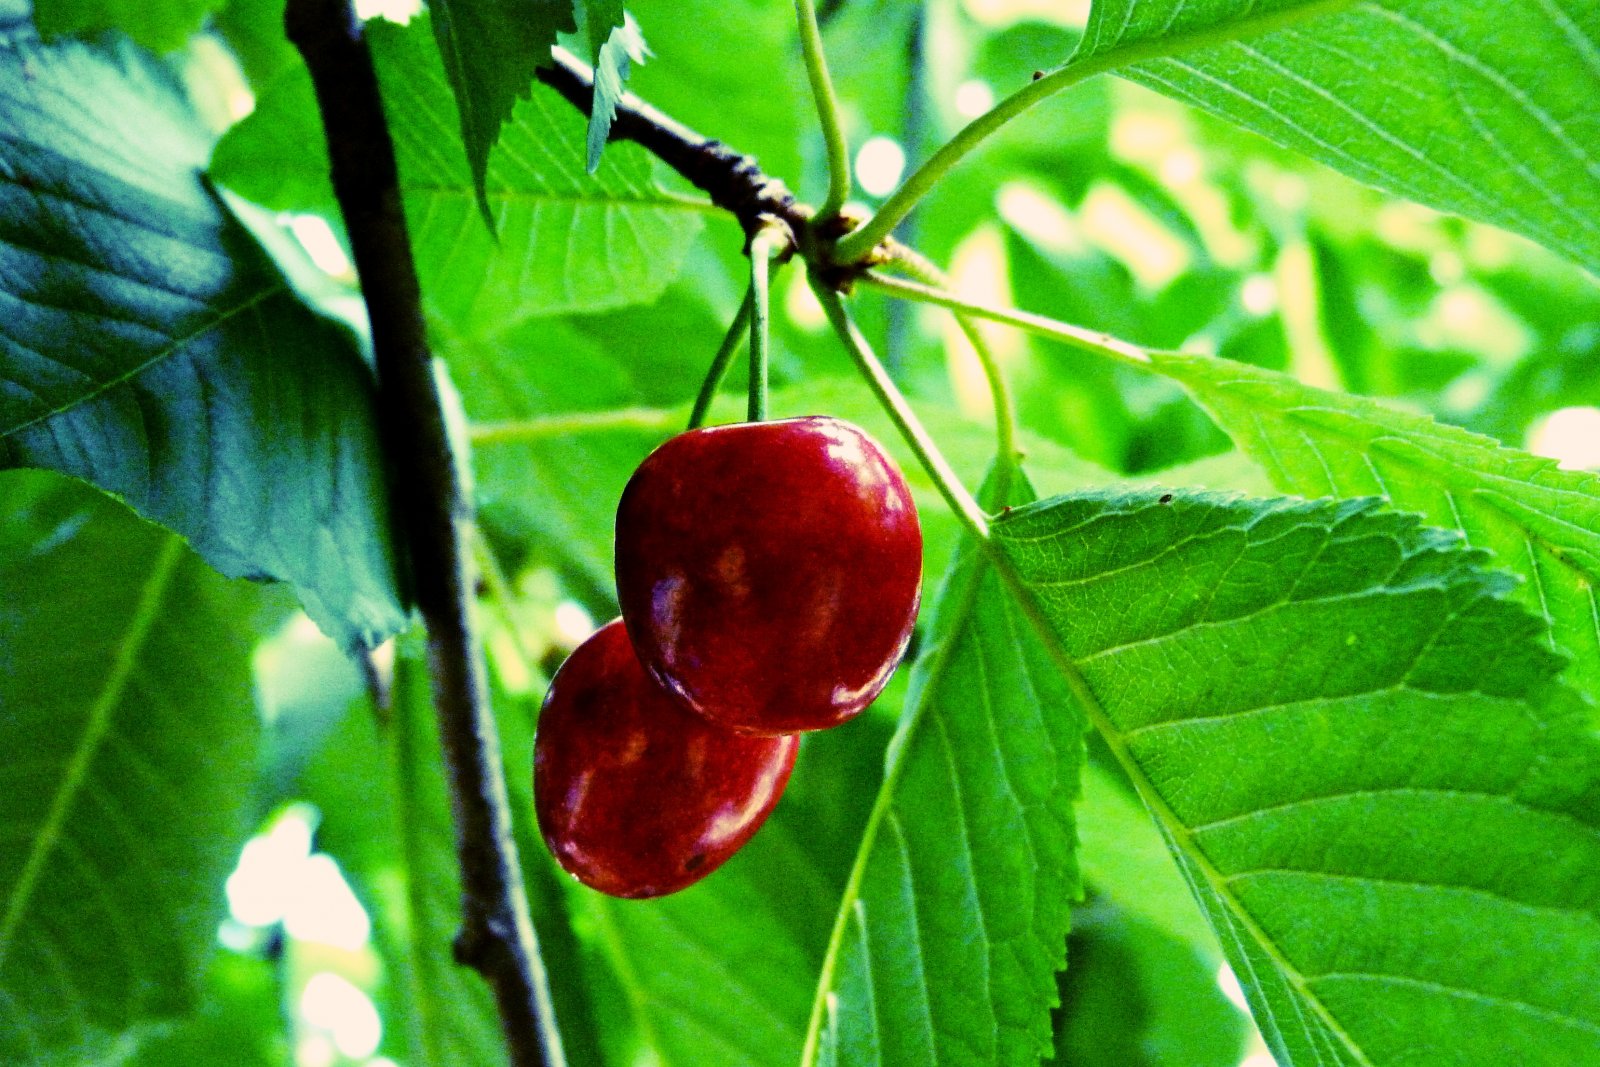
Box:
[533, 416, 924, 898]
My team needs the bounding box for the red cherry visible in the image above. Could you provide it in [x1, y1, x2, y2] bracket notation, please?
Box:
[615, 415, 922, 734]
[533, 619, 799, 898]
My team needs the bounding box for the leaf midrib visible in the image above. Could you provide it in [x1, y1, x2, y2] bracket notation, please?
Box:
[0, 286, 284, 441]
[0, 535, 185, 973]
[985, 523, 1382, 1067]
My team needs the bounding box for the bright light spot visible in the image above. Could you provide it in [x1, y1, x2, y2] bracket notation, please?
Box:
[1528, 407, 1600, 470]
[1270, 173, 1309, 213]
[1159, 147, 1202, 187]
[488, 629, 534, 694]
[1180, 334, 1218, 356]
[284, 855, 372, 951]
[217, 918, 263, 953]
[785, 272, 827, 332]
[226, 806, 316, 927]
[963, 0, 1089, 28]
[953, 79, 995, 119]
[944, 226, 1019, 421]
[1416, 285, 1531, 365]
[295, 1033, 336, 1067]
[1429, 251, 1464, 286]
[555, 601, 597, 646]
[1080, 182, 1192, 291]
[227, 88, 256, 122]
[996, 181, 1084, 255]
[288, 215, 353, 278]
[354, 0, 421, 21]
[1240, 274, 1277, 317]
[1238, 1052, 1279, 1067]
[855, 137, 907, 198]
[1110, 110, 1185, 166]
[301, 973, 383, 1059]
[1217, 963, 1250, 1012]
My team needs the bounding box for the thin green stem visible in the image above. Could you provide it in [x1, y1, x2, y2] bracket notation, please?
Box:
[833, 0, 1356, 262]
[795, 0, 853, 218]
[881, 243, 1018, 502]
[690, 289, 755, 429]
[470, 407, 681, 446]
[749, 231, 783, 422]
[862, 271, 1157, 369]
[810, 276, 990, 539]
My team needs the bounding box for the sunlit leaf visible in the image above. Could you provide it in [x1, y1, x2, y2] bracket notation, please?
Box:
[1075, 0, 1600, 274]
[1152, 350, 1600, 706]
[428, 0, 575, 227]
[817, 470, 1085, 1067]
[996, 488, 1600, 1067]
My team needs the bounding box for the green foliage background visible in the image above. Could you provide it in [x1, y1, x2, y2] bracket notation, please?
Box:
[1, 0, 1597, 1065]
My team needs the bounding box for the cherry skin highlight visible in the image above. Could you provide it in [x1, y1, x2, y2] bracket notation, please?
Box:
[615, 415, 922, 734]
[533, 619, 799, 899]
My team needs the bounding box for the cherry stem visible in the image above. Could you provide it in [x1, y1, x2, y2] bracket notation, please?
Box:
[878, 242, 1018, 505]
[793, 0, 852, 220]
[809, 276, 991, 540]
[749, 229, 787, 423]
[860, 271, 1158, 369]
[689, 289, 754, 430]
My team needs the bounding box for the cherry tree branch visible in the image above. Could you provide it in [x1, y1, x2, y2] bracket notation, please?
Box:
[284, 2, 562, 1064]
[536, 46, 811, 248]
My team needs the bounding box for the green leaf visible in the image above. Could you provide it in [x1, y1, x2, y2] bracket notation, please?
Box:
[585, 14, 646, 173]
[383, 639, 510, 1067]
[370, 15, 701, 330]
[127, 952, 290, 1067]
[814, 470, 1086, 1067]
[0, 34, 405, 648]
[0, 470, 274, 1065]
[209, 15, 704, 328]
[428, 0, 575, 228]
[33, 0, 219, 51]
[1151, 350, 1600, 707]
[1075, 0, 1600, 274]
[994, 489, 1600, 1067]
[1054, 897, 1249, 1067]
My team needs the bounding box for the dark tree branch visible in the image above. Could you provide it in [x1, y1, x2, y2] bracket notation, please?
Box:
[537, 46, 812, 247]
[284, 3, 561, 1065]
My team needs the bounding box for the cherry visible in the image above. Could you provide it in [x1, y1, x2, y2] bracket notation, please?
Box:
[533, 619, 799, 898]
[615, 415, 922, 735]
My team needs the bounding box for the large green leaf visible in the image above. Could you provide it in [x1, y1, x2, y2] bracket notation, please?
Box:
[0, 34, 404, 647]
[994, 489, 1600, 1067]
[1151, 351, 1600, 708]
[428, 0, 575, 227]
[211, 15, 704, 330]
[33, 0, 218, 51]
[813, 471, 1085, 1067]
[0, 470, 274, 1065]
[1071, 0, 1600, 274]
[370, 15, 702, 330]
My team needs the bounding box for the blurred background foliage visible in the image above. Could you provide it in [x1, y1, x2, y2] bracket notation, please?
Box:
[11, 0, 1597, 1063]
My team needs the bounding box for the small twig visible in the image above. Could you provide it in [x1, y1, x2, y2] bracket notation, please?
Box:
[284, 2, 563, 1065]
[537, 47, 810, 246]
